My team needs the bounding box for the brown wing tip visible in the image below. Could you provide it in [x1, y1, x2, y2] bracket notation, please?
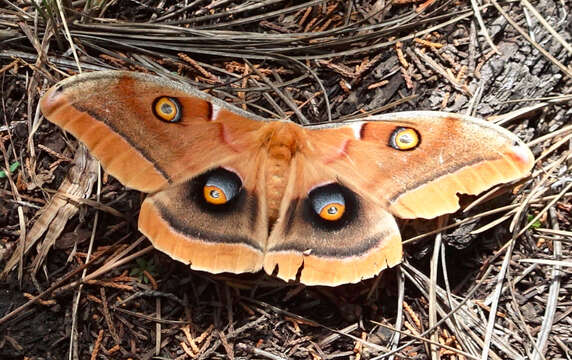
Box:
[507, 143, 535, 174]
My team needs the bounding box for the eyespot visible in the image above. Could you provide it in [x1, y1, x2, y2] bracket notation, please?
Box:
[309, 186, 346, 222]
[389, 127, 420, 150]
[202, 169, 242, 205]
[153, 96, 182, 123]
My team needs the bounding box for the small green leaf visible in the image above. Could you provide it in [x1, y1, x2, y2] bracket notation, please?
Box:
[130, 258, 157, 284]
[0, 161, 20, 178]
[527, 214, 542, 229]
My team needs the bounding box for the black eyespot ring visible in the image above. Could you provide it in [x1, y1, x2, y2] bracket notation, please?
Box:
[194, 168, 242, 207]
[152, 96, 182, 123]
[309, 188, 346, 221]
[389, 127, 420, 151]
[186, 168, 246, 215]
[304, 183, 358, 231]
[203, 170, 242, 205]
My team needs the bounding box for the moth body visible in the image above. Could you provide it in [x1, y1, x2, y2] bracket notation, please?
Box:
[259, 122, 301, 223]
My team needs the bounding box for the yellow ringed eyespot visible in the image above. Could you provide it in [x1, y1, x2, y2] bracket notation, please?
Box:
[153, 96, 182, 123]
[310, 188, 346, 222]
[389, 127, 420, 150]
[202, 168, 242, 206]
[204, 185, 228, 205]
[319, 202, 345, 221]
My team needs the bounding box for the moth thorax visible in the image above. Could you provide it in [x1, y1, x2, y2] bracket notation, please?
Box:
[265, 125, 297, 221]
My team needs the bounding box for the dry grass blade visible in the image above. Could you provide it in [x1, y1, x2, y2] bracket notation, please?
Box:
[518, 258, 572, 267]
[480, 236, 516, 360]
[54, 0, 82, 72]
[0, 140, 27, 284]
[198, 0, 328, 30]
[1, 146, 99, 278]
[68, 162, 101, 360]
[428, 222, 444, 360]
[531, 208, 563, 360]
[527, 124, 572, 147]
[469, 0, 500, 55]
[534, 228, 572, 237]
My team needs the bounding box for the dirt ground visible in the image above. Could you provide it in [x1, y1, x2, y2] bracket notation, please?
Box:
[0, 1, 571, 359]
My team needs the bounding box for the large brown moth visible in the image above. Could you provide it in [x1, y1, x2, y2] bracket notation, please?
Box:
[40, 71, 534, 286]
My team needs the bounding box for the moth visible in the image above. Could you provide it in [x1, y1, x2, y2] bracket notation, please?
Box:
[40, 71, 534, 286]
